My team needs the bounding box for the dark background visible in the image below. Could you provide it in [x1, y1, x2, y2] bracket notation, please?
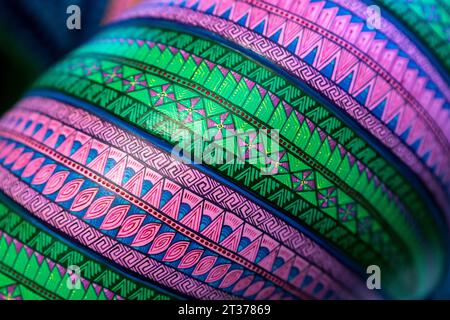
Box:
[0, 0, 109, 111]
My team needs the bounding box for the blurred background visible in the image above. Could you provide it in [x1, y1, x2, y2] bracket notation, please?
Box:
[0, 0, 143, 110]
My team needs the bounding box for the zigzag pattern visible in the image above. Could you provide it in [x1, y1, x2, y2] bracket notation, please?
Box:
[0, 202, 172, 300]
[34, 65, 411, 272]
[36, 49, 442, 272]
[86, 25, 429, 220]
[0, 97, 379, 299]
[113, 1, 450, 216]
[1, 0, 448, 301]
[140, 0, 450, 158]
[0, 138, 330, 299]
[0, 270, 45, 300]
[0, 166, 239, 300]
[372, 0, 450, 72]
[17, 96, 370, 287]
[60, 54, 412, 239]
[75, 34, 435, 243]
[0, 229, 122, 300]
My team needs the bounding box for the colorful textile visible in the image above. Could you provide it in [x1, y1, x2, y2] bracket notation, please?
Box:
[0, 202, 169, 300]
[0, 0, 449, 299]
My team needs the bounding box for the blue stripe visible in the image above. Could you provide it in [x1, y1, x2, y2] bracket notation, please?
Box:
[361, 0, 450, 83]
[0, 191, 185, 300]
[101, 18, 449, 238]
[25, 88, 383, 298]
